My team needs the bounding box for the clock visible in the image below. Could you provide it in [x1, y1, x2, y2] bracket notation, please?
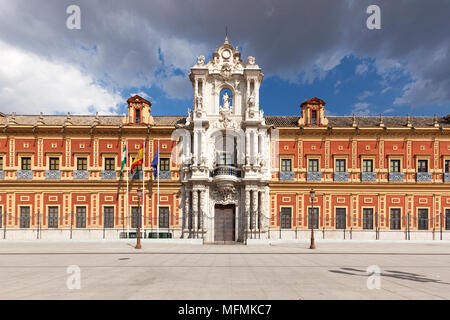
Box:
[222, 50, 231, 59]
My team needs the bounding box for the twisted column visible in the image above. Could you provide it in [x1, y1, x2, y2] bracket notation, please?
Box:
[192, 190, 198, 236]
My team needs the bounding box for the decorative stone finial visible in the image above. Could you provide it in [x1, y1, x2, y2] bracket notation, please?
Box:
[433, 113, 439, 127]
[352, 114, 357, 127]
[379, 114, 384, 127]
[407, 113, 412, 127]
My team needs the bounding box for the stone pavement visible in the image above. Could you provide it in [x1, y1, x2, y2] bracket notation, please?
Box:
[0, 240, 449, 299]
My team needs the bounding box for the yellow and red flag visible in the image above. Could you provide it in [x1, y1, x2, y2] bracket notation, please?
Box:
[130, 147, 143, 174]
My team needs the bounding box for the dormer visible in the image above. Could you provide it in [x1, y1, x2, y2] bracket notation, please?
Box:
[126, 95, 153, 125]
[298, 97, 328, 127]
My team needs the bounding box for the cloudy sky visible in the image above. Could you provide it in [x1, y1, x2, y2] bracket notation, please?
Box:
[0, 0, 449, 117]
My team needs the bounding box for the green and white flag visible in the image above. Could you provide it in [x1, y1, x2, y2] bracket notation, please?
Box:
[119, 144, 127, 178]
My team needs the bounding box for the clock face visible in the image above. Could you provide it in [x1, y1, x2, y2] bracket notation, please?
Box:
[222, 50, 231, 59]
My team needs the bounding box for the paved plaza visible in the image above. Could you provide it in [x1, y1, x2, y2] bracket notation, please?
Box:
[0, 240, 449, 300]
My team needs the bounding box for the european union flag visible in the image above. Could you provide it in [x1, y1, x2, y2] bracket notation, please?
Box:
[151, 148, 159, 179]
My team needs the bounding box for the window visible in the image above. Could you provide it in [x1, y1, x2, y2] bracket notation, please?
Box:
[335, 159, 346, 172]
[311, 110, 317, 125]
[0, 207, 2, 228]
[48, 207, 58, 228]
[445, 160, 450, 173]
[418, 209, 428, 230]
[363, 208, 373, 229]
[159, 207, 170, 228]
[160, 158, 170, 171]
[281, 159, 292, 172]
[131, 207, 139, 229]
[77, 158, 87, 171]
[390, 209, 401, 230]
[308, 207, 319, 229]
[135, 108, 141, 124]
[390, 160, 400, 173]
[446, 209, 450, 230]
[21, 157, 31, 170]
[308, 159, 319, 172]
[104, 206, 114, 228]
[335, 208, 346, 229]
[0, 157, 3, 170]
[280, 207, 292, 229]
[76, 207, 86, 228]
[49, 157, 59, 170]
[131, 157, 142, 171]
[104, 158, 115, 171]
[417, 160, 428, 173]
[20, 207, 30, 228]
[362, 159, 373, 172]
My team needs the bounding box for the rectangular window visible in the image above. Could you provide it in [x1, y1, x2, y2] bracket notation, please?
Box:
[0, 157, 3, 170]
[159, 207, 170, 228]
[76, 207, 86, 228]
[48, 206, 58, 228]
[362, 159, 373, 172]
[105, 158, 115, 171]
[131, 207, 139, 229]
[390, 160, 400, 173]
[77, 158, 87, 171]
[311, 110, 317, 125]
[281, 159, 292, 172]
[308, 207, 319, 229]
[135, 109, 141, 124]
[21, 157, 31, 170]
[418, 209, 428, 230]
[390, 209, 401, 230]
[104, 206, 114, 228]
[131, 157, 142, 171]
[417, 160, 428, 173]
[446, 209, 450, 230]
[363, 208, 373, 229]
[49, 157, 59, 170]
[308, 159, 319, 172]
[445, 160, 450, 173]
[335, 208, 346, 229]
[335, 159, 346, 172]
[160, 158, 170, 171]
[0, 207, 2, 228]
[20, 207, 30, 228]
[280, 207, 292, 229]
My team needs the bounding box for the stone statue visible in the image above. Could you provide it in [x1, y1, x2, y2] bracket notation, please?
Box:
[222, 91, 230, 108]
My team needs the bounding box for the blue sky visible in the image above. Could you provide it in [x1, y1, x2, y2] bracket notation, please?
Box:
[0, 0, 449, 117]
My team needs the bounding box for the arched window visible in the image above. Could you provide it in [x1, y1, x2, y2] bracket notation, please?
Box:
[219, 88, 233, 109]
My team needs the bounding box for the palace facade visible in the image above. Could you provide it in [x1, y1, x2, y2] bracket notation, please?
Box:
[1, 38, 450, 242]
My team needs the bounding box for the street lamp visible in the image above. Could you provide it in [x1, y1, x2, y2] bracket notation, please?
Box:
[136, 188, 142, 249]
[310, 189, 316, 249]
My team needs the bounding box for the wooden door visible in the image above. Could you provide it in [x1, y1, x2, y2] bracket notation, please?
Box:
[214, 205, 235, 242]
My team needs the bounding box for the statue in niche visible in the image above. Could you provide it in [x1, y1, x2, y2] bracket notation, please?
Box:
[222, 91, 231, 109]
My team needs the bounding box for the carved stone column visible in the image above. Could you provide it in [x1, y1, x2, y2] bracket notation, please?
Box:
[193, 130, 198, 165]
[253, 131, 258, 165]
[245, 189, 251, 232]
[192, 190, 198, 236]
[245, 131, 250, 165]
[184, 189, 190, 232]
[199, 189, 206, 232]
[258, 190, 264, 230]
[251, 190, 258, 230]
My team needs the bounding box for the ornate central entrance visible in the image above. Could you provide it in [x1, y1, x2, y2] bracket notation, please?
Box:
[214, 204, 235, 243]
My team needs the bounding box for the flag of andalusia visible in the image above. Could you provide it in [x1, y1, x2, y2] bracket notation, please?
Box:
[119, 144, 127, 178]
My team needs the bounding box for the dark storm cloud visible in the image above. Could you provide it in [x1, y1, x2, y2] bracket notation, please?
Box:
[0, 0, 449, 107]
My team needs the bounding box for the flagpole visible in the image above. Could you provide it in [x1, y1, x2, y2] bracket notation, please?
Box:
[142, 139, 145, 239]
[157, 139, 160, 238]
[126, 139, 129, 236]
